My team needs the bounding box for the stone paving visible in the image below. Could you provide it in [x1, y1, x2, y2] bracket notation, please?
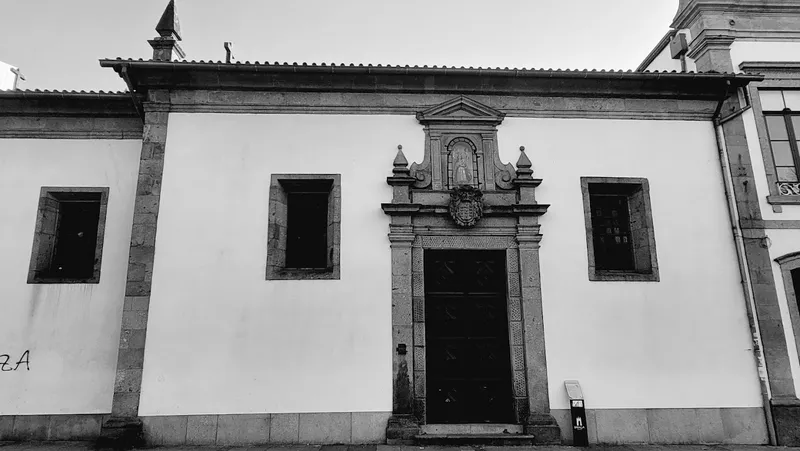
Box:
[3, 444, 800, 451]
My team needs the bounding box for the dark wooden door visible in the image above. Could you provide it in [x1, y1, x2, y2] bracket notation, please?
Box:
[424, 250, 513, 424]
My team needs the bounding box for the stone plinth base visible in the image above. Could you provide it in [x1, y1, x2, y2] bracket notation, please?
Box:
[97, 417, 144, 450]
[386, 414, 420, 445]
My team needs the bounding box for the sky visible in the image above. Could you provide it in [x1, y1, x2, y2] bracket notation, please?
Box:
[0, 0, 679, 92]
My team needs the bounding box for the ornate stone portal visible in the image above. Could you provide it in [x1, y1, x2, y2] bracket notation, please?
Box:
[381, 96, 559, 443]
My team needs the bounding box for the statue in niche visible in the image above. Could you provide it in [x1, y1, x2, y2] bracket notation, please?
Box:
[451, 141, 474, 186]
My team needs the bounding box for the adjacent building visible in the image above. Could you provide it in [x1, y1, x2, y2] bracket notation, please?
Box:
[1, 0, 799, 446]
[639, 0, 800, 445]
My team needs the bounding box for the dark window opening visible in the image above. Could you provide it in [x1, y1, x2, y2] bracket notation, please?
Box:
[266, 175, 341, 280]
[590, 194, 634, 271]
[792, 268, 800, 311]
[286, 191, 329, 269]
[49, 200, 101, 279]
[582, 178, 658, 282]
[28, 188, 108, 284]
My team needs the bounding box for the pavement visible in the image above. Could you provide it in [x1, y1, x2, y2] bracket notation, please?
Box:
[4, 444, 800, 451]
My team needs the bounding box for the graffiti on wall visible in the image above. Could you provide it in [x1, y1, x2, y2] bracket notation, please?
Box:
[1, 350, 30, 371]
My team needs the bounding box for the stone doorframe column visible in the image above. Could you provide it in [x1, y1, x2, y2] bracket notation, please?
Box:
[382, 139, 559, 444]
[407, 234, 543, 424]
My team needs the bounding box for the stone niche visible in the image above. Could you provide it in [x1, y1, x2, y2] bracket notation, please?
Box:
[381, 96, 560, 444]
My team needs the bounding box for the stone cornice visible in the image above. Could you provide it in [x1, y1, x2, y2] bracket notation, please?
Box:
[686, 32, 736, 59]
[164, 91, 739, 121]
[100, 59, 760, 101]
[739, 61, 800, 73]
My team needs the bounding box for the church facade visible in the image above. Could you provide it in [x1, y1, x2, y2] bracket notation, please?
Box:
[2, 0, 799, 446]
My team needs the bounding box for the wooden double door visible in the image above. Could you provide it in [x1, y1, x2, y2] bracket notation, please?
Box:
[424, 250, 514, 423]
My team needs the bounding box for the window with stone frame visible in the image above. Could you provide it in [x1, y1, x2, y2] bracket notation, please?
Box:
[775, 251, 800, 371]
[760, 90, 800, 196]
[266, 174, 341, 280]
[28, 187, 109, 284]
[581, 177, 659, 282]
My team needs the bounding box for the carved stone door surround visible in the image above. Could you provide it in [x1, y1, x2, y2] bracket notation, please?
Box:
[381, 96, 560, 443]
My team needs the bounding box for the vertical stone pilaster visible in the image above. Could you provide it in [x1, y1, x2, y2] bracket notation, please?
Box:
[430, 133, 443, 190]
[517, 233, 547, 412]
[383, 150, 421, 444]
[390, 232, 414, 415]
[480, 134, 494, 189]
[101, 90, 171, 445]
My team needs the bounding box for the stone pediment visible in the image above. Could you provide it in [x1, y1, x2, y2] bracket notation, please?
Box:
[416, 96, 505, 126]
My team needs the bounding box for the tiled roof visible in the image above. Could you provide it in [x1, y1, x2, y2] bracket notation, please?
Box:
[101, 58, 748, 77]
[0, 89, 129, 95]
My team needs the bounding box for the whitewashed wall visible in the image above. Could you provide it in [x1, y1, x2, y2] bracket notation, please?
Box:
[730, 41, 800, 74]
[141, 113, 761, 416]
[138, 114, 422, 415]
[0, 139, 141, 414]
[500, 118, 763, 410]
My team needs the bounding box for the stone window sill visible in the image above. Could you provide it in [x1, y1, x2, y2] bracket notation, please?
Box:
[767, 195, 800, 205]
[266, 267, 339, 281]
[29, 277, 100, 284]
[589, 270, 659, 282]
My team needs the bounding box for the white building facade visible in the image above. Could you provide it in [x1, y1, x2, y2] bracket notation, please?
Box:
[0, 0, 796, 446]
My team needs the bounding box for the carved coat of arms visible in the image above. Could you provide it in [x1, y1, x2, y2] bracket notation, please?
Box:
[449, 185, 484, 227]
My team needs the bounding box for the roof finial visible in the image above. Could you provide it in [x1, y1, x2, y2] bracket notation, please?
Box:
[393, 145, 410, 176]
[149, 0, 185, 61]
[516, 146, 533, 179]
[156, 0, 181, 40]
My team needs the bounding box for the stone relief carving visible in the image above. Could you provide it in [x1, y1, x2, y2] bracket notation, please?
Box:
[410, 96, 515, 191]
[447, 137, 478, 188]
[449, 185, 484, 227]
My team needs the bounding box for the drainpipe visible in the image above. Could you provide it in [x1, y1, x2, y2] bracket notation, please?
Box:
[712, 82, 777, 445]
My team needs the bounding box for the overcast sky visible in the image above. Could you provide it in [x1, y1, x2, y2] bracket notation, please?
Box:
[0, 0, 679, 92]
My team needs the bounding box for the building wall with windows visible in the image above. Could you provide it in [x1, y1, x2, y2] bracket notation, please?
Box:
[0, 139, 141, 415]
[640, 0, 800, 445]
[138, 113, 417, 416]
[0, 0, 787, 445]
[501, 118, 761, 411]
[130, 111, 765, 443]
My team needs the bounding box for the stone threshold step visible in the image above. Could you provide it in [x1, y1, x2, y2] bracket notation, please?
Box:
[414, 434, 537, 446]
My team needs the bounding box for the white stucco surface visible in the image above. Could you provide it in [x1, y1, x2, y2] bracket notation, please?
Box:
[500, 118, 763, 409]
[139, 114, 422, 415]
[730, 41, 800, 72]
[0, 139, 141, 414]
[142, 113, 762, 415]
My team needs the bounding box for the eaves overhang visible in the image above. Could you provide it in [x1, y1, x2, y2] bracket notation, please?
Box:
[0, 90, 140, 118]
[99, 59, 763, 101]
